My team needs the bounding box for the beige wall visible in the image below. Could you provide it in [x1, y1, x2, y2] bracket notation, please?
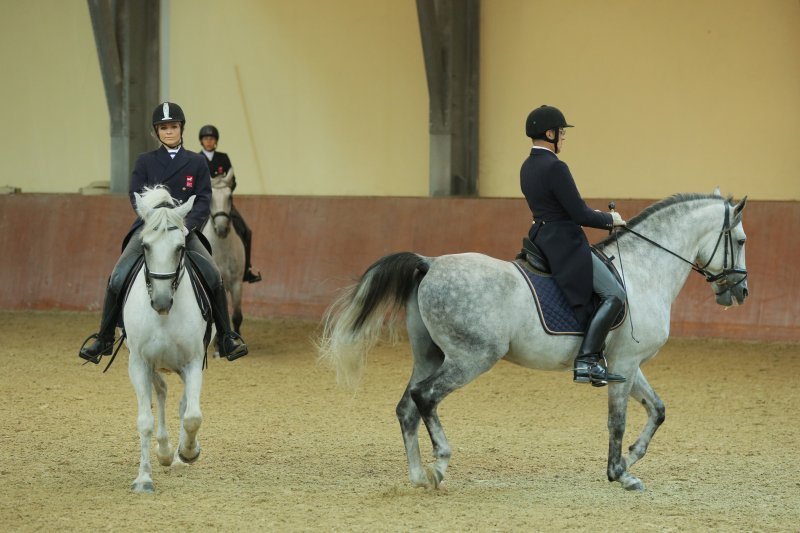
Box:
[480, 0, 800, 200]
[2, 1, 798, 199]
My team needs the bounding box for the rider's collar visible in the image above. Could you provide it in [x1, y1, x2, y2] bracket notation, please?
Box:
[202, 149, 215, 160]
[532, 145, 555, 154]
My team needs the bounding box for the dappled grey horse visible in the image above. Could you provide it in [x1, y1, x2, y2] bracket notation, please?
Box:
[202, 169, 245, 334]
[319, 191, 748, 491]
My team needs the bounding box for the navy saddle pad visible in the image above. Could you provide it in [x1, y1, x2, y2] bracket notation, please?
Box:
[511, 258, 626, 336]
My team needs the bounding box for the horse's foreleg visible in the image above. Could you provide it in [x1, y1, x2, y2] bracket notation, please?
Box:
[177, 362, 203, 463]
[128, 356, 155, 493]
[606, 381, 644, 491]
[153, 372, 173, 467]
[625, 368, 665, 469]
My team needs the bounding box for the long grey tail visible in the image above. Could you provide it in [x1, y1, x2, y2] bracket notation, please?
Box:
[318, 252, 430, 388]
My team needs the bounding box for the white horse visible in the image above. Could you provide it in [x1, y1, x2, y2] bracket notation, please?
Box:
[202, 169, 245, 334]
[124, 186, 208, 493]
[319, 191, 749, 491]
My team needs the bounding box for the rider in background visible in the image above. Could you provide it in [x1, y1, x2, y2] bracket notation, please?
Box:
[198, 125, 262, 283]
[79, 102, 249, 364]
[520, 105, 627, 386]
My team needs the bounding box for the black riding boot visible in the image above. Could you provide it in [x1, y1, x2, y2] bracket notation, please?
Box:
[574, 296, 626, 387]
[210, 282, 249, 361]
[78, 285, 119, 364]
[232, 208, 261, 283]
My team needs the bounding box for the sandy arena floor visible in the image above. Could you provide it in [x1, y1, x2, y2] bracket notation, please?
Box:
[0, 311, 798, 531]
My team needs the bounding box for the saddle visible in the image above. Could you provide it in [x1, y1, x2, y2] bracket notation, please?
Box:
[514, 238, 627, 336]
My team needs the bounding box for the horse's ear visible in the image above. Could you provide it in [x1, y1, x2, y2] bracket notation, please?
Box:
[224, 168, 235, 186]
[134, 192, 150, 220]
[733, 195, 748, 223]
[712, 186, 722, 197]
[176, 195, 196, 220]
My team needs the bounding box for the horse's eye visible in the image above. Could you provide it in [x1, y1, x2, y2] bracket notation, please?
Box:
[738, 239, 746, 246]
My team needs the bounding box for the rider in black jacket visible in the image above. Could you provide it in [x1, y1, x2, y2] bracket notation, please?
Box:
[79, 102, 249, 364]
[198, 125, 261, 283]
[520, 105, 627, 386]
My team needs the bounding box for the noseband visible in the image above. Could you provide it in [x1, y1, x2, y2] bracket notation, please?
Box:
[143, 208, 187, 295]
[616, 202, 747, 295]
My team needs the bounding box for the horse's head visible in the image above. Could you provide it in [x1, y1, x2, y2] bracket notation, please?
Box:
[209, 169, 235, 238]
[695, 193, 749, 307]
[134, 187, 196, 314]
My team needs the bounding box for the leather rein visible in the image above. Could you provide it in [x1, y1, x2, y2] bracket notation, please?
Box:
[613, 202, 747, 295]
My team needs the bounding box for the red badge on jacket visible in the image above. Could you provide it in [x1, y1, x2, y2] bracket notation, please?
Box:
[186, 175, 194, 188]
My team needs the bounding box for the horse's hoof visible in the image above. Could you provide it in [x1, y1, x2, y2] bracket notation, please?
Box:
[178, 448, 201, 464]
[131, 481, 155, 493]
[424, 465, 443, 489]
[623, 479, 645, 492]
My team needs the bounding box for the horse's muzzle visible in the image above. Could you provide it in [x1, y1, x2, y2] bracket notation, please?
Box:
[150, 297, 173, 315]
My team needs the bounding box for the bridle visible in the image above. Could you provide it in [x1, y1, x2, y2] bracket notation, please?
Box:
[614, 201, 748, 296]
[143, 202, 187, 295]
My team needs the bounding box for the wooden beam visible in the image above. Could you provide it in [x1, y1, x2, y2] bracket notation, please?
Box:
[87, 0, 160, 194]
[416, 0, 480, 196]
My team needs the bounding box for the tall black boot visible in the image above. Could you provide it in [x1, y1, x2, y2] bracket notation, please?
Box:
[574, 296, 626, 386]
[209, 281, 249, 361]
[234, 214, 261, 283]
[78, 284, 120, 364]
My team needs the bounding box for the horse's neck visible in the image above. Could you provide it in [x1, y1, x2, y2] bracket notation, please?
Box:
[607, 201, 721, 305]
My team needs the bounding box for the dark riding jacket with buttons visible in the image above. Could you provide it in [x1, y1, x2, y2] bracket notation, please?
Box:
[520, 147, 613, 322]
[123, 146, 212, 248]
[204, 150, 237, 191]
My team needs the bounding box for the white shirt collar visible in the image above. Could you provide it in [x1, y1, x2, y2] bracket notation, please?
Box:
[202, 149, 215, 161]
[532, 145, 554, 153]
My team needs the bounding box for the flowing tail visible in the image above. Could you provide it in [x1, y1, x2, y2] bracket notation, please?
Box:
[318, 252, 430, 388]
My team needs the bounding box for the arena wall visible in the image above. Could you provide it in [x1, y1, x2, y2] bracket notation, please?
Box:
[0, 194, 796, 342]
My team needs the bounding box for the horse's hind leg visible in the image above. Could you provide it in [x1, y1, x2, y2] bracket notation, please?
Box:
[409, 346, 504, 488]
[177, 361, 203, 463]
[397, 296, 445, 487]
[128, 354, 155, 493]
[625, 368, 665, 469]
[153, 372, 174, 467]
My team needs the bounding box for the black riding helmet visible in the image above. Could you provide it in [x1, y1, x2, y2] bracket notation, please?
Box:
[525, 105, 573, 139]
[198, 124, 219, 141]
[152, 102, 186, 128]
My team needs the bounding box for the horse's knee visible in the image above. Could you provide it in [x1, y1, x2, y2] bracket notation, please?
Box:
[641, 397, 666, 426]
[654, 402, 665, 426]
[137, 414, 154, 436]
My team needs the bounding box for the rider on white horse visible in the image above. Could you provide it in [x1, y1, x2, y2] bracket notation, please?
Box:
[79, 102, 249, 364]
[520, 105, 627, 386]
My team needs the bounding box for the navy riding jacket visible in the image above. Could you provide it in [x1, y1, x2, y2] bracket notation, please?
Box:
[203, 150, 238, 191]
[520, 147, 612, 322]
[125, 146, 212, 243]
